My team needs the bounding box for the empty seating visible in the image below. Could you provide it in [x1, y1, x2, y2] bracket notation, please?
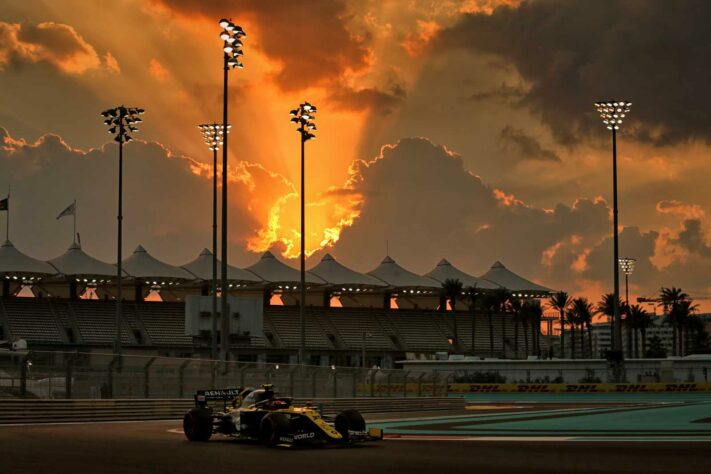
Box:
[135, 302, 192, 347]
[0, 299, 63, 344]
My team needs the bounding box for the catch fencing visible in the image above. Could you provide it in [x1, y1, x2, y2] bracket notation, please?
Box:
[0, 350, 450, 400]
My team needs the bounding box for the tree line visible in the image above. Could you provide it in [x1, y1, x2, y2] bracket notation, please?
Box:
[441, 279, 709, 359]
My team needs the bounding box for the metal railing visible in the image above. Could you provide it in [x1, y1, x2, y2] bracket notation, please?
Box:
[0, 350, 449, 400]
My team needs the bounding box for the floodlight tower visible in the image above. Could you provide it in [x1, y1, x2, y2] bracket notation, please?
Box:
[619, 257, 636, 357]
[218, 18, 246, 361]
[100, 105, 145, 358]
[198, 123, 230, 360]
[594, 100, 632, 363]
[290, 102, 317, 365]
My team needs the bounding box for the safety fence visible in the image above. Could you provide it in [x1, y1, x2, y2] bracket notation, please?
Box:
[0, 350, 450, 400]
[0, 396, 465, 424]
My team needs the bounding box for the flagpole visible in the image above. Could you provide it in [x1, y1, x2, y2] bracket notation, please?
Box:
[73, 199, 77, 244]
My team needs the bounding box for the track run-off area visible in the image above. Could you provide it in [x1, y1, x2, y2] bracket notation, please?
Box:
[1, 393, 710, 474]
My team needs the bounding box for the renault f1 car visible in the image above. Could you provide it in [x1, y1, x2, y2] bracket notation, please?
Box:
[183, 385, 383, 447]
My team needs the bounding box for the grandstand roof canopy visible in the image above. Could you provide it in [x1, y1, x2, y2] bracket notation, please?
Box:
[479, 261, 552, 295]
[48, 242, 123, 278]
[181, 248, 262, 283]
[245, 251, 325, 285]
[122, 245, 194, 281]
[367, 256, 441, 289]
[0, 240, 56, 277]
[425, 258, 500, 290]
[308, 253, 386, 288]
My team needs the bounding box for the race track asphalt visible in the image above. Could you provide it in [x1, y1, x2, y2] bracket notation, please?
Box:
[1, 413, 709, 474]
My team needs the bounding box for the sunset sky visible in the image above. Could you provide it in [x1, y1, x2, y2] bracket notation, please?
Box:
[1, 0, 710, 310]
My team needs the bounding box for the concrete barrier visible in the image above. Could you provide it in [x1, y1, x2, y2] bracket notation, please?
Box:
[0, 396, 464, 424]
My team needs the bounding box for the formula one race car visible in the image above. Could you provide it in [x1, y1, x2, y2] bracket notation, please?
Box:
[183, 384, 383, 447]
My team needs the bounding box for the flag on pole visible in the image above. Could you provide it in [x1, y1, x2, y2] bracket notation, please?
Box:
[0, 197, 7, 211]
[56, 201, 76, 220]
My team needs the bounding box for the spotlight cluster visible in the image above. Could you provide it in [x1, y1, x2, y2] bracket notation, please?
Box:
[289, 102, 317, 141]
[198, 123, 230, 151]
[594, 100, 632, 130]
[101, 106, 145, 142]
[218, 18, 246, 69]
[619, 257, 636, 276]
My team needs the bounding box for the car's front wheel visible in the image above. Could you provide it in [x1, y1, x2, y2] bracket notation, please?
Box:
[260, 413, 290, 447]
[183, 408, 213, 442]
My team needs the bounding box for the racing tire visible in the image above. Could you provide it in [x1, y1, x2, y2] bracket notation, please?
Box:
[260, 413, 290, 447]
[334, 409, 366, 442]
[183, 408, 213, 442]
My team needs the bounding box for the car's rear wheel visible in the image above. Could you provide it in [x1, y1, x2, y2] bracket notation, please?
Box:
[260, 413, 290, 447]
[335, 409, 365, 442]
[183, 408, 213, 441]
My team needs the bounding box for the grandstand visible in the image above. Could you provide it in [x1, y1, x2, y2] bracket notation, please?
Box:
[0, 245, 549, 366]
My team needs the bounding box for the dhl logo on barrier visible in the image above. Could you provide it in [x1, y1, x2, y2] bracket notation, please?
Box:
[447, 382, 711, 393]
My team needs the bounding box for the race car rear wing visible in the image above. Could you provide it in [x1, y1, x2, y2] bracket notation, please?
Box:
[194, 388, 247, 408]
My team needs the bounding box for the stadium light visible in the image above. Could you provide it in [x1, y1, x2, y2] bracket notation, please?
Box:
[290, 102, 317, 365]
[218, 19, 246, 362]
[594, 100, 632, 371]
[100, 105, 145, 360]
[198, 123, 230, 360]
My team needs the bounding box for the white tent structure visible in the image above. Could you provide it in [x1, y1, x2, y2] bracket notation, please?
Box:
[367, 256, 440, 294]
[245, 251, 325, 286]
[479, 261, 551, 296]
[309, 254, 386, 289]
[0, 240, 57, 278]
[123, 245, 194, 282]
[48, 242, 121, 281]
[425, 258, 500, 290]
[0, 240, 57, 297]
[181, 248, 262, 285]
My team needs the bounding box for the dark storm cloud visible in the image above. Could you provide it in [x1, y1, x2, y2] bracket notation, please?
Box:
[672, 219, 711, 258]
[334, 137, 609, 284]
[152, 0, 370, 91]
[468, 83, 524, 102]
[499, 126, 560, 162]
[0, 128, 290, 264]
[440, 0, 711, 146]
[328, 85, 406, 114]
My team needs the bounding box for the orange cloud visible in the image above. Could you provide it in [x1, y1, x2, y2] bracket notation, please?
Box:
[0, 21, 101, 74]
[656, 199, 705, 220]
[148, 58, 172, 82]
[402, 20, 441, 57]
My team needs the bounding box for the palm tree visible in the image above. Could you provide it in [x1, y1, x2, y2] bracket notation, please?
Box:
[464, 285, 479, 356]
[659, 287, 689, 356]
[637, 309, 654, 358]
[548, 291, 571, 358]
[509, 297, 522, 358]
[519, 300, 532, 356]
[442, 278, 463, 349]
[597, 293, 627, 355]
[565, 306, 578, 359]
[526, 299, 543, 357]
[627, 304, 650, 358]
[670, 299, 698, 356]
[571, 297, 594, 358]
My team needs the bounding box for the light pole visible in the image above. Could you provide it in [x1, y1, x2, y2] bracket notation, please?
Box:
[218, 18, 246, 361]
[198, 123, 230, 360]
[100, 105, 145, 358]
[619, 257, 636, 358]
[594, 100, 631, 366]
[290, 102, 317, 365]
